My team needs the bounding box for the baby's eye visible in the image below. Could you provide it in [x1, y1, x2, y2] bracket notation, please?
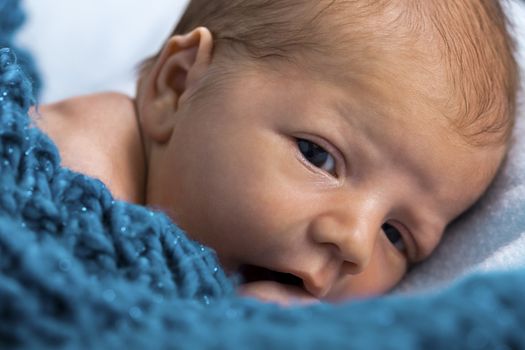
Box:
[382, 223, 407, 253]
[296, 138, 336, 176]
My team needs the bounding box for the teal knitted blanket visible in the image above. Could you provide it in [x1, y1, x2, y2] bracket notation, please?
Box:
[2, 1, 525, 349]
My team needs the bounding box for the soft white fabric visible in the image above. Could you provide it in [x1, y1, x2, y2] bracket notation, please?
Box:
[16, 0, 525, 293]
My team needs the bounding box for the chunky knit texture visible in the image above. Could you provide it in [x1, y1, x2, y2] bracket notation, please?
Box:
[2, 1, 525, 349]
[0, 46, 237, 347]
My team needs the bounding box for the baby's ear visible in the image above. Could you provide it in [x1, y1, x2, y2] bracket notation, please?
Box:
[139, 27, 213, 144]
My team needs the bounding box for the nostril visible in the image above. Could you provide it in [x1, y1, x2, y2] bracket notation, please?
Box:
[319, 243, 363, 274]
[340, 261, 361, 275]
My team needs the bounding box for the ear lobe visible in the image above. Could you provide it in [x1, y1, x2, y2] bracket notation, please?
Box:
[140, 27, 214, 144]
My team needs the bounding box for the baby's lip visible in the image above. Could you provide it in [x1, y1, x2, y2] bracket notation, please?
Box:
[288, 267, 334, 299]
[238, 280, 319, 306]
[238, 264, 336, 299]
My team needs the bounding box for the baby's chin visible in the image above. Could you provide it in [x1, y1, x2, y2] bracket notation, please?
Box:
[238, 281, 320, 306]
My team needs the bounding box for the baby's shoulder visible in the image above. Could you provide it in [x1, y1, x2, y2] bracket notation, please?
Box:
[33, 92, 126, 165]
[33, 92, 145, 203]
[34, 92, 134, 131]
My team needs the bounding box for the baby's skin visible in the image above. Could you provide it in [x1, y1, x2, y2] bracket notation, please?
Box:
[34, 27, 505, 306]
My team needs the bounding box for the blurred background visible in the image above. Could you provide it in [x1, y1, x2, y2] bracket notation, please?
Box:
[16, 0, 189, 103]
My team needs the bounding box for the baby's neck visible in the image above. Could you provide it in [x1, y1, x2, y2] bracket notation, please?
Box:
[33, 92, 147, 204]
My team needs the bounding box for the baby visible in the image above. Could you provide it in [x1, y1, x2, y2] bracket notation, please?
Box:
[34, 0, 518, 305]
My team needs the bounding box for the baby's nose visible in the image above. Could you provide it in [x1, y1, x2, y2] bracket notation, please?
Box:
[309, 216, 380, 274]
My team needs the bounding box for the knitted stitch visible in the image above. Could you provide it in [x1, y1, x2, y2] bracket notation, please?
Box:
[2, 1, 525, 349]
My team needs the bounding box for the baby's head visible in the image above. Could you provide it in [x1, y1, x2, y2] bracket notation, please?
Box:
[135, 0, 518, 304]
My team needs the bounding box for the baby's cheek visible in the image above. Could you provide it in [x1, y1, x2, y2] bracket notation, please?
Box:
[199, 178, 294, 267]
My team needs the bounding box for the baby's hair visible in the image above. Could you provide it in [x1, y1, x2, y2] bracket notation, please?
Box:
[140, 0, 519, 147]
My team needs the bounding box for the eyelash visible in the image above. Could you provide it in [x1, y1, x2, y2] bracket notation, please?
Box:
[382, 223, 407, 255]
[295, 137, 339, 177]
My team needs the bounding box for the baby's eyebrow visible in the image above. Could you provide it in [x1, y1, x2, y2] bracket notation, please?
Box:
[332, 101, 438, 193]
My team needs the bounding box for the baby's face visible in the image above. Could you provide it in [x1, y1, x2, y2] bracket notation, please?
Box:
[145, 65, 504, 305]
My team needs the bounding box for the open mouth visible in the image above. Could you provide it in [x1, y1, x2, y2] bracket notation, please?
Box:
[238, 264, 304, 288]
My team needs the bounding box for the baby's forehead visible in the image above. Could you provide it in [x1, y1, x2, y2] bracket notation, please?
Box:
[287, 4, 446, 93]
[308, 0, 515, 148]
